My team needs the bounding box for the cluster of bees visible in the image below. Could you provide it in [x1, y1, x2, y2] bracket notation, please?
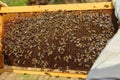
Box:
[64, 0, 111, 3]
[28, 0, 111, 5]
[2, 10, 116, 71]
[28, 0, 52, 5]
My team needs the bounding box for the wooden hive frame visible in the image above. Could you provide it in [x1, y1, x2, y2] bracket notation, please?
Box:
[0, 2, 114, 79]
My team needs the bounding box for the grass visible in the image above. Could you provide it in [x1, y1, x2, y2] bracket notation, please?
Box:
[1, 0, 28, 6]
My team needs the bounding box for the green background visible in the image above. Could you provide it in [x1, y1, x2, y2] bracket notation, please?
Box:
[1, 0, 28, 6]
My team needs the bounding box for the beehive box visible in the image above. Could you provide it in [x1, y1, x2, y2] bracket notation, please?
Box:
[0, 2, 118, 79]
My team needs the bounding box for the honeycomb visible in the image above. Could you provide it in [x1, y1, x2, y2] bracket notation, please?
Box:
[2, 10, 117, 71]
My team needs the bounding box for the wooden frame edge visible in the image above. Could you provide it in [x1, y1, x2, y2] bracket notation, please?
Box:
[0, 2, 114, 78]
[0, 2, 113, 13]
[0, 15, 4, 68]
[0, 68, 87, 78]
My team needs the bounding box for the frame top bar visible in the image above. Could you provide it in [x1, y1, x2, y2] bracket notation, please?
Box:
[0, 2, 113, 13]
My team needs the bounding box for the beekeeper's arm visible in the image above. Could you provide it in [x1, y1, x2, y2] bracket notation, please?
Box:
[0, 1, 7, 7]
[87, 0, 120, 80]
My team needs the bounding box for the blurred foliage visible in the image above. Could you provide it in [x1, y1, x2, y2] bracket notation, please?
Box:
[0, 0, 111, 6]
[0, 0, 64, 6]
[0, 0, 28, 6]
[0, 0, 66, 6]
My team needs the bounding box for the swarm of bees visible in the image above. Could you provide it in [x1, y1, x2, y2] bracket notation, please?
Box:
[2, 10, 117, 71]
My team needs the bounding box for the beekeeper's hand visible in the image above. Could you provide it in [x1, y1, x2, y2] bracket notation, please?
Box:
[87, 0, 120, 80]
[0, 1, 8, 7]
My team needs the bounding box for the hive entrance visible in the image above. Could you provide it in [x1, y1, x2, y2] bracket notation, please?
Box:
[2, 10, 117, 72]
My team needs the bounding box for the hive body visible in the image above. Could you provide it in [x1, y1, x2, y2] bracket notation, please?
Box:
[2, 10, 117, 71]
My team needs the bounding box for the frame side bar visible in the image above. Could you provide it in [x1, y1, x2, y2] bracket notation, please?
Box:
[0, 15, 4, 68]
[0, 2, 113, 13]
